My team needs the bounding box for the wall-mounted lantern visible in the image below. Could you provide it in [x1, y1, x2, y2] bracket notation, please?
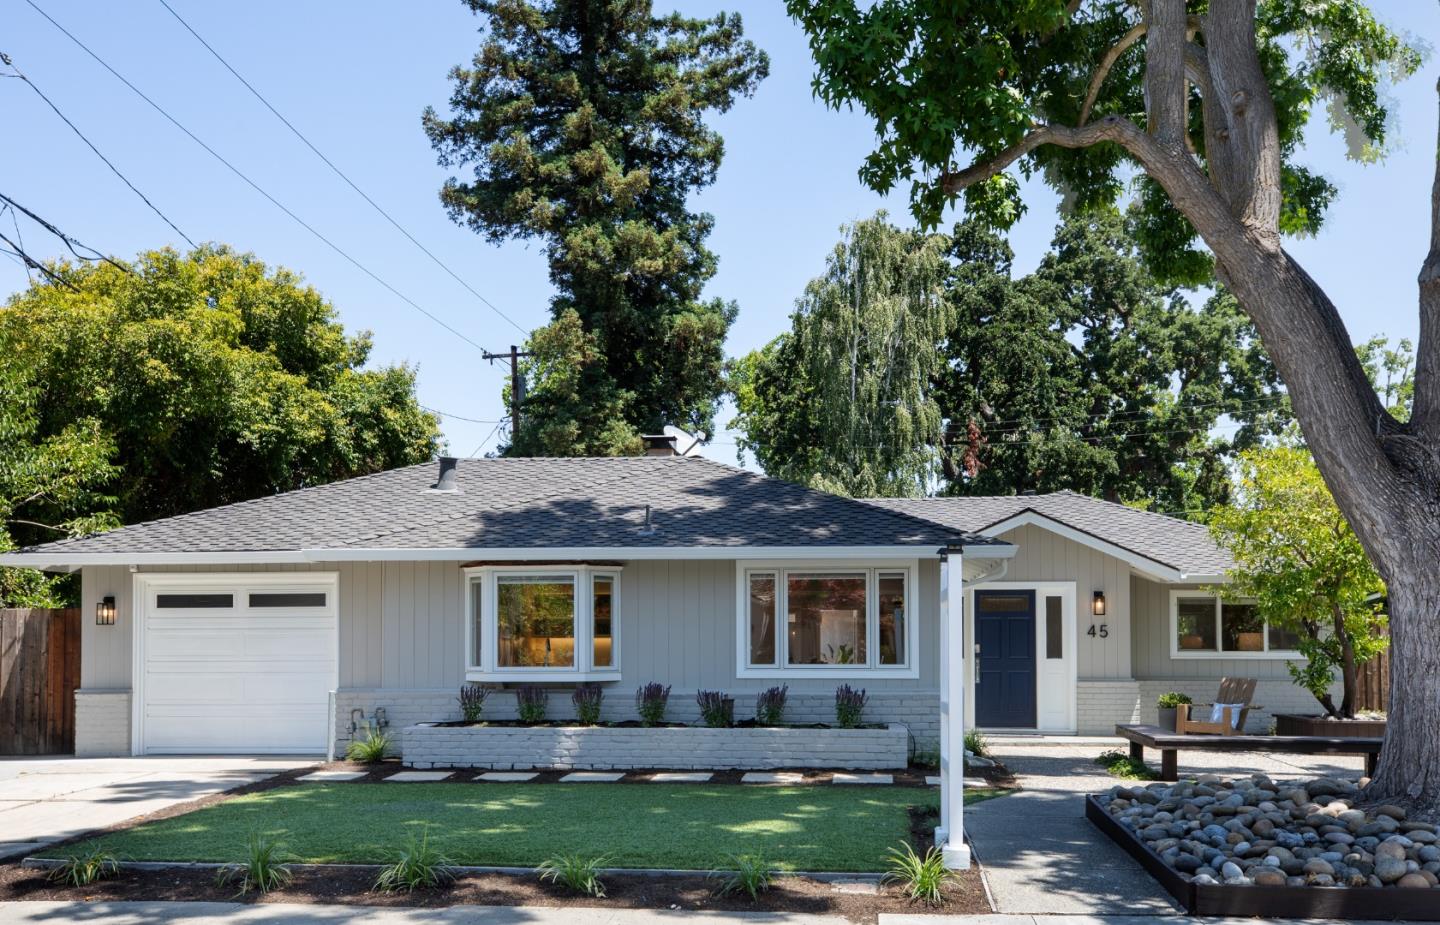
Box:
[1092, 590, 1107, 617]
[96, 595, 117, 626]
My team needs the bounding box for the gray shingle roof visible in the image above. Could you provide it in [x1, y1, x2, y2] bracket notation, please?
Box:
[864, 491, 1232, 577]
[8, 457, 1006, 559]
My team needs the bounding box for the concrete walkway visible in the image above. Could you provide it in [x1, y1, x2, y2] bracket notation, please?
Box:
[0, 756, 309, 860]
[0, 902, 851, 924]
[964, 737, 1366, 916]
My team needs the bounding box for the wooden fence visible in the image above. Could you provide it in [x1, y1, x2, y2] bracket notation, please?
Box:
[1, 608, 81, 755]
[1356, 633, 1391, 714]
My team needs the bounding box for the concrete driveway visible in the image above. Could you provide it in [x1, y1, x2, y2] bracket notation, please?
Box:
[0, 756, 312, 860]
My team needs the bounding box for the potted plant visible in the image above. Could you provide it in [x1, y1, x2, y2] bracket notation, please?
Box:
[1156, 692, 1192, 731]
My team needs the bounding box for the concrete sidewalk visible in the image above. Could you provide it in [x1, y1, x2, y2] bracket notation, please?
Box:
[0, 902, 851, 924]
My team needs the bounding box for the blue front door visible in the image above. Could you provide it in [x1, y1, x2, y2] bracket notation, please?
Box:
[975, 590, 1037, 729]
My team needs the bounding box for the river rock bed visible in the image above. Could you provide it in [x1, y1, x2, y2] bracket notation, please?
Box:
[1103, 773, 1440, 889]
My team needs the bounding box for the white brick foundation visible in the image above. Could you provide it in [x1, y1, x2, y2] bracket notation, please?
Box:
[401, 721, 910, 770]
[74, 689, 131, 756]
[1077, 679, 1142, 734]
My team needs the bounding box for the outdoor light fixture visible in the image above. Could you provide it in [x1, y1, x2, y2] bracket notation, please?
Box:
[96, 595, 117, 626]
[1092, 590, 1107, 617]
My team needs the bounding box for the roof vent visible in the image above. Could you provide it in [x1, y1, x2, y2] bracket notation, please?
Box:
[430, 456, 460, 492]
[642, 434, 678, 457]
[638, 504, 657, 536]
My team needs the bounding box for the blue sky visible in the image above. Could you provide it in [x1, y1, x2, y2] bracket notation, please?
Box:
[3, 0, 1435, 466]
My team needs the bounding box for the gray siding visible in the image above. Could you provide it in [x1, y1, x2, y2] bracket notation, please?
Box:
[988, 523, 1132, 680]
[1130, 575, 1296, 680]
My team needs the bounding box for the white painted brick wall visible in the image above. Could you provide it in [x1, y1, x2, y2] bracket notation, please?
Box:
[74, 689, 130, 756]
[1077, 679, 1142, 734]
[401, 722, 910, 770]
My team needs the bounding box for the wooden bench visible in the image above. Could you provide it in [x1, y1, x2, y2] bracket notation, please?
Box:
[1115, 723, 1382, 782]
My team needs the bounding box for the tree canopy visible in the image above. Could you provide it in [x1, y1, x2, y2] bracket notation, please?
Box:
[1210, 445, 1388, 718]
[0, 245, 440, 605]
[733, 211, 1284, 508]
[425, 0, 769, 452]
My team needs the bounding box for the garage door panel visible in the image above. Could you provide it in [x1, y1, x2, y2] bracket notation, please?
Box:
[140, 574, 337, 754]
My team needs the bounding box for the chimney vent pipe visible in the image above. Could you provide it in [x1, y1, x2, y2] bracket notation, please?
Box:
[431, 456, 459, 492]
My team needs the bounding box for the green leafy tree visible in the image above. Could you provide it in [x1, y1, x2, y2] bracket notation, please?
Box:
[424, 0, 769, 451]
[1210, 446, 1388, 718]
[788, 0, 1439, 807]
[731, 214, 953, 496]
[0, 245, 441, 574]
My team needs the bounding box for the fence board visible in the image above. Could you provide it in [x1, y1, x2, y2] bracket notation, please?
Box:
[0, 608, 81, 754]
[1356, 627, 1391, 714]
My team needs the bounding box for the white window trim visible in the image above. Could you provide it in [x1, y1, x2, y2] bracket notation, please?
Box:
[1168, 590, 1302, 660]
[464, 565, 622, 682]
[734, 558, 920, 680]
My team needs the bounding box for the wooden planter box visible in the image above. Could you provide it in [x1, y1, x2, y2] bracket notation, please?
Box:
[1273, 713, 1387, 738]
[1086, 795, 1439, 919]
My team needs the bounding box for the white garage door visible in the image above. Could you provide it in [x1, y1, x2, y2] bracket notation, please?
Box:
[137, 574, 338, 754]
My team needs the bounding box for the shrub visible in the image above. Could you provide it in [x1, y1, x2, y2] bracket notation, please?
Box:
[537, 853, 609, 897]
[458, 684, 490, 722]
[711, 853, 776, 899]
[755, 684, 787, 725]
[696, 690, 732, 728]
[516, 686, 549, 724]
[48, 845, 120, 886]
[963, 730, 988, 758]
[1095, 748, 1157, 781]
[345, 727, 390, 763]
[882, 842, 953, 905]
[373, 829, 456, 893]
[1156, 691, 1193, 709]
[911, 747, 940, 770]
[572, 684, 604, 725]
[636, 682, 671, 726]
[834, 684, 867, 728]
[215, 833, 293, 895]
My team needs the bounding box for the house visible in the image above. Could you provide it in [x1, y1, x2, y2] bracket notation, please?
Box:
[1, 443, 1320, 762]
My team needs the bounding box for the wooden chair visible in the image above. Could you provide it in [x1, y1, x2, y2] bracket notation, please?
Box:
[1175, 677, 1260, 736]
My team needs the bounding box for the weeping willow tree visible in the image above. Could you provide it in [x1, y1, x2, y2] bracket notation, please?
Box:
[730, 213, 952, 496]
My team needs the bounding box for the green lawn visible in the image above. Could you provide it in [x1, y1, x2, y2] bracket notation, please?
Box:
[54, 782, 984, 872]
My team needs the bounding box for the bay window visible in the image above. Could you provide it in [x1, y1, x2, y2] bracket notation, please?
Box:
[466, 565, 620, 680]
[1170, 591, 1302, 658]
[738, 562, 918, 678]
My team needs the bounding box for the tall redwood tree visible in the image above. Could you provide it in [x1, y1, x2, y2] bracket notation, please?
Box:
[788, 0, 1438, 810]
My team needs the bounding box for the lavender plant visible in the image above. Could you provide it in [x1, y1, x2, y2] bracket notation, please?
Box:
[458, 684, 490, 723]
[516, 686, 549, 724]
[572, 684, 604, 725]
[696, 690, 731, 728]
[835, 684, 868, 729]
[635, 682, 671, 727]
[755, 685, 788, 726]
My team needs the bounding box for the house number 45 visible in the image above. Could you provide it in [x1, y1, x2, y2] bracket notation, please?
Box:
[1087, 624, 1110, 639]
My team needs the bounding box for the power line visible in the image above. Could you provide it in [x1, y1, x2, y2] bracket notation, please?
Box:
[0, 191, 131, 274]
[419, 404, 503, 425]
[24, 0, 496, 356]
[0, 50, 196, 247]
[153, 0, 529, 337]
[469, 420, 507, 458]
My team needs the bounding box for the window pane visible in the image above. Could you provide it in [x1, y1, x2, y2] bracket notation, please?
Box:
[156, 593, 233, 609]
[1268, 622, 1303, 651]
[497, 576, 575, 668]
[248, 592, 326, 608]
[978, 594, 1031, 612]
[786, 573, 866, 666]
[1176, 597, 1217, 651]
[592, 575, 614, 668]
[1221, 602, 1264, 652]
[748, 574, 777, 665]
[1045, 596, 1063, 659]
[471, 582, 483, 668]
[878, 573, 906, 665]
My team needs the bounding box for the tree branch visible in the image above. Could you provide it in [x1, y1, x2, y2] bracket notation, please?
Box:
[1414, 78, 1440, 441]
[1079, 23, 1147, 127]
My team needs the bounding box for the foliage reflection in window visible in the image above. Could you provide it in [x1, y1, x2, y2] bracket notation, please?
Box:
[497, 576, 575, 668]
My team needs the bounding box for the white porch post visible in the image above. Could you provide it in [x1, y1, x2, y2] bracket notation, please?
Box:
[937, 547, 971, 869]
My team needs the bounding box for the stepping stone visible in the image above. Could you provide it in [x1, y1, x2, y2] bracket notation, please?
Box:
[832, 773, 893, 785]
[296, 770, 367, 782]
[926, 775, 941, 786]
[924, 775, 992, 789]
[475, 772, 538, 782]
[741, 772, 806, 785]
[560, 772, 625, 782]
[385, 771, 452, 782]
[648, 772, 712, 783]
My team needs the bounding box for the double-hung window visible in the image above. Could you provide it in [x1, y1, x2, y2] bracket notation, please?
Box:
[1170, 591, 1302, 658]
[738, 561, 918, 679]
[466, 565, 621, 681]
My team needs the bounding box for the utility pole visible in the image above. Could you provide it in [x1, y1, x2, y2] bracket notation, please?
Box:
[483, 345, 532, 436]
